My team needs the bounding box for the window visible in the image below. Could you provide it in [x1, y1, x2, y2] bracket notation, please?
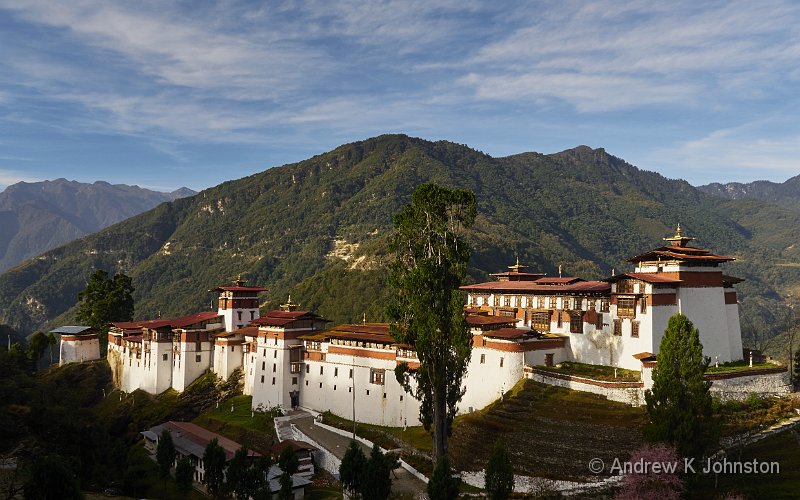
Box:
[262, 362, 265, 370]
[370, 369, 385, 385]
[263, 349, 266, 356]
[319, 383, 322, 388]
[500, 357, 504, 368]
[503, 296, 511, 307]
[162, 353, 168, 361]
[237, 311, 242, 321]
[274, 350, 277, 358]
[640, 297, 647, 313]
[272, 364, 276, 372]
[196, 355, 202, 362]
[617, 297, 636, 318]
[272, 377, 276, 385]
[617, 280, 634, 294]
[480, 353, 485, 364]
[292, 377, 298, 385]
[569, 312, 583, 333]
[334, 367, 338, 377]
[260, 375, 264, 383]
[631, 321, 640, 338]
[349, 368, 353, 378]
[334, 385, 337, 390]
[306, 364, 310, 374]
[366, 390, 370, 396]
[531, 311, 550, 332]
[613, 319, 622, 336]
[557, 311, 563, 329]
[349, 387, 352, 393]
[320, 366, 323, 375]
[305, 380, 308, 386]
[545, 353, 554, 367]
[600, 299, 610, 312]
[400, 395, 403, 401]
[383, 393, 387, 399]
[595, 312, 603, 330]
[250, 311, 255, 320]
[537, 296, 545, 309]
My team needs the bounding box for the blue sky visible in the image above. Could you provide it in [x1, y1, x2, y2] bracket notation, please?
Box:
[1, 0, 799, 192]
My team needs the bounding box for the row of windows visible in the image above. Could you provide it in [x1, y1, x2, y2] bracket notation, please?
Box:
[613, 320, 640, 338]
[478, 353, 504, 367]
[471, 295, 611, 312]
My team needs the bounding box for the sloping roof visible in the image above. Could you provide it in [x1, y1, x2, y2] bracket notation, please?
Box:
[145, 421, 261, 461]
[626, 244, 734, 264]
[460, 280, 610, 293]
[482, 328, 537, 340]
[112, 311, 222, 331]
[466, 315, 518, 327]
[632, 352, 656, 361]
[605, 273, 682, 284]
[50, 326, 93, 335]
[271, 439, 317, 456]
[214, 286, 269, 292]
[251, 310, 330, 327]
[317, 323, 395, 344]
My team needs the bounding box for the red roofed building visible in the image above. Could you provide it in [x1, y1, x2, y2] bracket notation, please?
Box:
[460, 225, 744, 371]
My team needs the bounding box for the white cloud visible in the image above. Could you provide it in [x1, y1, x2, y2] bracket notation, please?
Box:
[0, 169, 42, 190]
[644, 123, 800, 184]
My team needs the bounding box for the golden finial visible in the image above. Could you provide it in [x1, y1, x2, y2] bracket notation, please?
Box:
[508, 255, 527, 273]
[234, 274, 247, 287]
[280, 294, 298, 312]
[362, 312, 367, 324]
[663, 223, 694, 247]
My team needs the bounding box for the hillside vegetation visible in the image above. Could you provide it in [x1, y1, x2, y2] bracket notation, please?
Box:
[0, 135, 798, 351]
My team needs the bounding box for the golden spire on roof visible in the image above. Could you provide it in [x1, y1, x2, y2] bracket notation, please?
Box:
[280, 294, 298, 312]
[508, 255, 527, 273]
[663, 223, 695, 247]
[234, 274, 247, 287]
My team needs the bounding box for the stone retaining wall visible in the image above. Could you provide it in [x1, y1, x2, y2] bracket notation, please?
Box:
[525, 368, 645, 406]
[526, 366, 793, 405]
[706, 367, 791, 401]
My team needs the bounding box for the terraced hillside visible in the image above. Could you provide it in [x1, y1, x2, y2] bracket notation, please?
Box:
[449, 379, 647, 481]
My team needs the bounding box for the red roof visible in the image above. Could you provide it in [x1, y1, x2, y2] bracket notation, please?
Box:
[112, 311, 222, 331]
[489, 271, 547, 281]
[466, 315, 518, 327]
[633, 352, 656, 361]
[606, 273, 682, 284]
[483, 328, 536, 340]
[307, 323, 395, 344]
[460, 280, 610, 293]
[163, 421, 261, 460]
[250, 310, 329, 326]
[214, 286, 269, 292]
[627, 245, 734, 264]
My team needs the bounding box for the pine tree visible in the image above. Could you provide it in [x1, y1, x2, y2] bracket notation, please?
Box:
[155, 429, 176, 489]
[203, 438, 227, 499]
[339, 441, 367, 497]
[485, 441, 514, 500]
[361, 444, 391, 500]
[174, 457, 194, 499]
[427, 456, 460, 500]
[793, 348, 800, 390]
[388, 183, 476, 464]
[644, 314, 719, 467]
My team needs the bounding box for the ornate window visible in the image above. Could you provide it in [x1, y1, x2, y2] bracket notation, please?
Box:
[631, 321, 640, 338]
[569, 312, 583, 333]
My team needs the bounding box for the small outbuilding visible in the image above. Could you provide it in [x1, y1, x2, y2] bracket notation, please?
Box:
[54, 326, 100, 366]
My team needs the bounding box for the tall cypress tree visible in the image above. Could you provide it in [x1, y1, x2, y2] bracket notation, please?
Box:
[156, 429, 176, 489]
[644, 314, 718, 467]
[388, 183, 476, 464]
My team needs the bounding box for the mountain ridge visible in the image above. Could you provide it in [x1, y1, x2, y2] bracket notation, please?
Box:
[698, 175, 800, 212]
[0, 135, 797, 354]
[0, 179, 196, 272]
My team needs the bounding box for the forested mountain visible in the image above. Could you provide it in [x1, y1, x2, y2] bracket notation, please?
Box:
[699, 175, 800, 213]
[0, 179, 196, 272]
[0, 136, 797, 353]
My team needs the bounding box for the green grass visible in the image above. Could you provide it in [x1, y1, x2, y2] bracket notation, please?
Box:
[692, 429, 800, 499]
[192, 395, 279, 455]
[706, 360, 781, 373]
[533, 361, 641, 382]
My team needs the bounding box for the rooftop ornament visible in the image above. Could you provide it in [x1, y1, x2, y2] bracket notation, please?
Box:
[663, 223, 694, 248]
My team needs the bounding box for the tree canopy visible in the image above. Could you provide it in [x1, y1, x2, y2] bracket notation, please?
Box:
[644, 314, 719, 466]
[485, 441, 514, 500]
[76, 269, 134, 331]
[203, 438, 227, 499]
[155, 429, 176, 487]
[388, 183, 476, 463]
